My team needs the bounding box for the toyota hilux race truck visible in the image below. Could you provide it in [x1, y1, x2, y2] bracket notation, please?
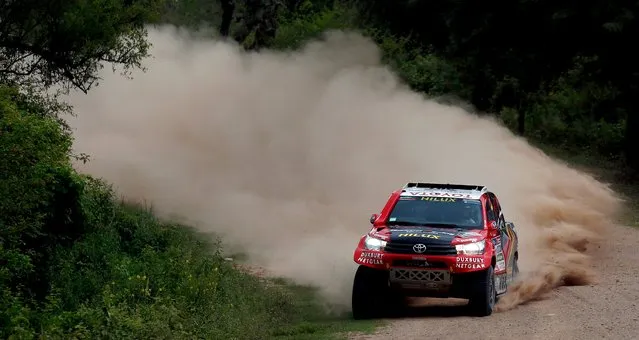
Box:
[351, 182, 519, 319]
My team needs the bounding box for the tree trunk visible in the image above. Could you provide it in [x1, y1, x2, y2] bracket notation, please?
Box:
[219, 0, 235, 37]
[517, 108, 525, 136]
[470, 82, 493, 114]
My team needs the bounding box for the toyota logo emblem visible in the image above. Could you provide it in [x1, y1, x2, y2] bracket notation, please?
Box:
[413, 244, 427, 253]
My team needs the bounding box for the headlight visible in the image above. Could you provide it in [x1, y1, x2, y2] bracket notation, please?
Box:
[364, 235, 387, 251]
[455, 240, 485, 255]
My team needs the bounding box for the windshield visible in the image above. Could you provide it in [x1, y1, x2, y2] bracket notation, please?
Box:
[387, 196, 484, 229]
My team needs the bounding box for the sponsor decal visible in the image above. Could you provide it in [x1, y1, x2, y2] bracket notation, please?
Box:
[456, 263, 485, 269]
[418, 192, 473, 198]
[431, 230, 457, 236]
[492, 237, 502, 252]
[358, 252, 384, 265]
[397, 233, 440, 239]
[456, 257, 483, 263]
[392, 228, 422, 233]
[358, 257, 383, 265]
[456, 256, 485, 269]
[391, 229, 455, 237]
[496, 259, 506, 271]
[420, 197, 457, 202]
[360, 252, 383, 259]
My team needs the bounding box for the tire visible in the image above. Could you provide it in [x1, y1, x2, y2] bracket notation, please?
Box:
[352, 265, 399, 320]
[468, 265, 497, 317]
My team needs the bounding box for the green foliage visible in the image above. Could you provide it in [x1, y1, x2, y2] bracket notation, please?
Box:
[0, 0, 162, 93]
[526, 81, 624, 159]
[271, 2, 468, 100]
[6, 0, 639, 337]
[0, 85, 378, 339]
[13, 179, 300, 339]
[157, 0, 222, 30]
[369, 33, 468, 99]
[272, 3, 359, 49]
[344, 0, 639, 172]
[0, 85, 85, 304]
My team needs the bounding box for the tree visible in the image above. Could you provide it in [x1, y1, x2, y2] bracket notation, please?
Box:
[233, 0, 283, 50]
[220, 0, 236, 37]
[578, 4, 639, 173]
[351, 0, 581, 127]
[0, 0, 162, 94]
[351, 0, 639, 172]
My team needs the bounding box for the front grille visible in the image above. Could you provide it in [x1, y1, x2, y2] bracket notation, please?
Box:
[384, 242, 456, 255]
[392, 259, 447, 269]
[390, 268, 451, 283]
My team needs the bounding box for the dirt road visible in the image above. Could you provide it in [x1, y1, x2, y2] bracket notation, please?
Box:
[350, 223, 639, 340]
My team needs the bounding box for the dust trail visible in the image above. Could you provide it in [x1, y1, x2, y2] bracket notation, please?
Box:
[65, 25, 622, 312]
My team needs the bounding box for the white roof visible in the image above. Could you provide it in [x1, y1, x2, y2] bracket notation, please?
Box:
[400, 182, 486, 200]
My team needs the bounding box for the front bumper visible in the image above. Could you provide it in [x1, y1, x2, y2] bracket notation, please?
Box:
[354, 250, 489, 273]
[354, 250, 491, 298]
[388, 267, 488, 298]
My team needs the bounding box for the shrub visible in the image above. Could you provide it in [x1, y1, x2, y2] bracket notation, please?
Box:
[0, 86, 332, 339]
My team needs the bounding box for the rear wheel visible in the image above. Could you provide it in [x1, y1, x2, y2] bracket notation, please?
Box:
[468, 265, 497, 317]
[352, 265, 402, 319]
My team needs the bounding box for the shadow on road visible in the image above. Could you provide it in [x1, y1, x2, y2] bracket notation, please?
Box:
[385, 297, 475, 319]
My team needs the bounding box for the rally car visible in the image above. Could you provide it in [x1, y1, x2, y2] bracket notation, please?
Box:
[351, 182, 519, 319]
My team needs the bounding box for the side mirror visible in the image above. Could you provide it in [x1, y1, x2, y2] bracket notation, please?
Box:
[370, 213, 379, 224]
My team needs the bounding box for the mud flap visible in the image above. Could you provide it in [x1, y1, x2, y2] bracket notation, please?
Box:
[495, 273, 508, 295]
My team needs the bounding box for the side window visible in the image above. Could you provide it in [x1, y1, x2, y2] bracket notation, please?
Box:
[485, 196, 496, 222]
[490, 193, 501, 214]
[489, 193, 506, 231]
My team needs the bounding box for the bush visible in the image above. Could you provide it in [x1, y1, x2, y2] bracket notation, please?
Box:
[271, 2, 360, 50]
[0, 85, 352, 339]
[272, 2, 468, 100]
[23, 177, 301, 339]
[0, 84, 85, 308]
[525, 75, 624, 160]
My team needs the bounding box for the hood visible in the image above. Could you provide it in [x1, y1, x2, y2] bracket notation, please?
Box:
[384, 227, 485, 245]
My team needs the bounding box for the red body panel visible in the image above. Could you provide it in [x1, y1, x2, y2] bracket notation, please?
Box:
[353, 230, 496, 274]
[354, 187, 518, 279]
[351, 183, 520, 317]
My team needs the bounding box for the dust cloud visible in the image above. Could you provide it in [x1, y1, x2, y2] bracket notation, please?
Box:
[65, 25, 622, 313]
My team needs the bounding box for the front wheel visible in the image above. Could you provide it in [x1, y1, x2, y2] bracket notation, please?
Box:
[352, 265, 401, 319]
[468, 266, 497, 317]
